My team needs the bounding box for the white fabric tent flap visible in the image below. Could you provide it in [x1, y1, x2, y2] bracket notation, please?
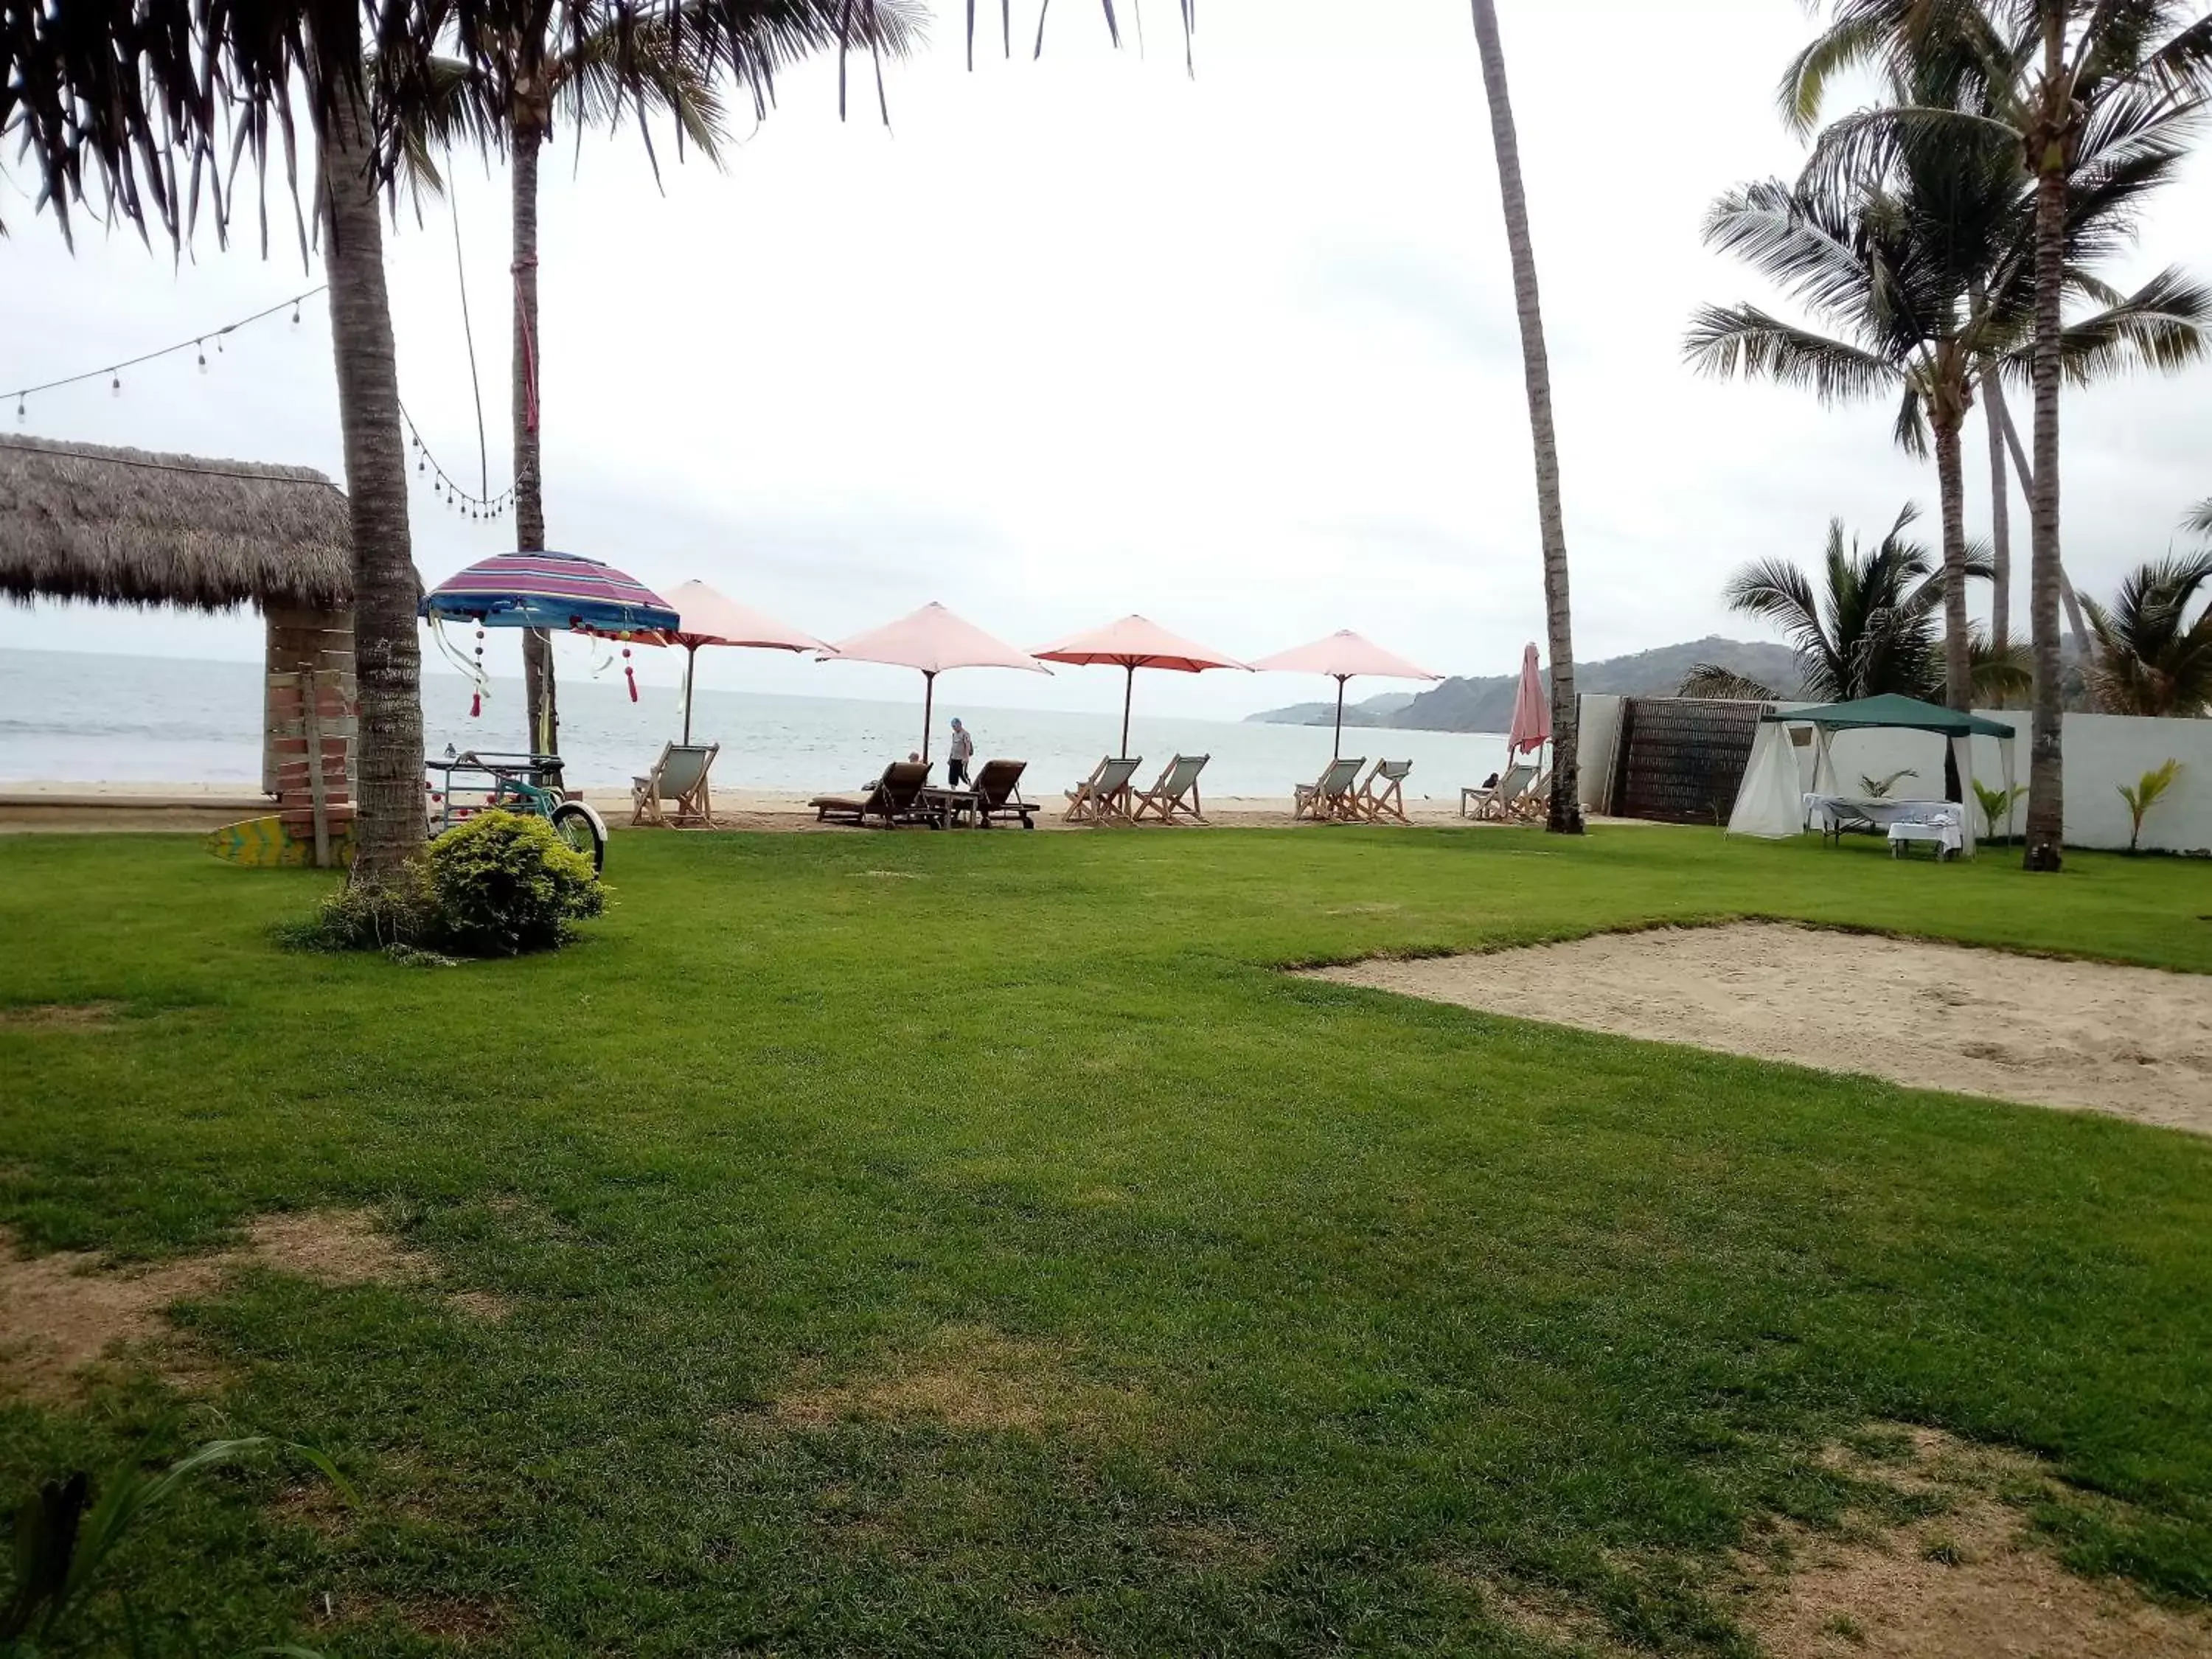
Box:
[1727, 722, 1804, 839]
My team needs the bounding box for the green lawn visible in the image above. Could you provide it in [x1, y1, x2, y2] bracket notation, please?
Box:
[2, 825, 2210, 1657]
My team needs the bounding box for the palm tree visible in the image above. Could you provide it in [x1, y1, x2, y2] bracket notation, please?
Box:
[1784, 1, 2212, 869]
[1469, 0, 1581, 835]
[1680, 505, 2028, 710]
[1688, 82, 2207, 719]
[404, 0, 919, 757]
[2080, 552, 2212, 715]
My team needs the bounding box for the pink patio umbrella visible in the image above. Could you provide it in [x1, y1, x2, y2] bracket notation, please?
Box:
[1032, 614, 1251, 757]
[823, 602, 1048, 760]
[646, 580, 831, 744]
[1507, 642, 1551, 760]
[1248, 630, 1442, 759]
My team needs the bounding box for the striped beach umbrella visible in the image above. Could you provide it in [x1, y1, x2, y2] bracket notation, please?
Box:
[419, 549, 679, 636]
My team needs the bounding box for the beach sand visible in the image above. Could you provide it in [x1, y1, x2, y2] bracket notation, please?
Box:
[0, 781, 1523, 834]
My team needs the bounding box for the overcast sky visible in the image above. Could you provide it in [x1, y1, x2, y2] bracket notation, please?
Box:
[3, 0, 2208, 720]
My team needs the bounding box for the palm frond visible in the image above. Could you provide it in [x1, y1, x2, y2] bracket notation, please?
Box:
[1677, 664, 1781, 701]
[1683, 305, 1905, 403]
[2050, 265, 2212, 383]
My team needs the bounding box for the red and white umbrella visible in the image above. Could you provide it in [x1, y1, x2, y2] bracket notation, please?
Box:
[1508, 642, 1551, 759]
[646, 580, 830, 744]
[1248, 630, 1441, 759]
[1032, 614, 1251, 757]
[823, 602, 1048, 760]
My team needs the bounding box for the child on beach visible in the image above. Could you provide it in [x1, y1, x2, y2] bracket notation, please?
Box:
[947, 717, 975, 787]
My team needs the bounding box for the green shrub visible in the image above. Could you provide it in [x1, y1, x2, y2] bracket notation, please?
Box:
[420, 810, 605, 956]
[279, 866, 431, 953]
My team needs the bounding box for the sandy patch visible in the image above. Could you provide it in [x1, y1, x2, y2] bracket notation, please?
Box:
[0, 1001, 122, 1030]
[1307, 923, 2212, 1135]
[0, 1210, 496, 1400]
[1732, 1427, 2212, 1658]
[773, 1323, 1131, 1434]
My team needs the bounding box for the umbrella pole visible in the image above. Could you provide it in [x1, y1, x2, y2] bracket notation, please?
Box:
[1121, 664, 1134, 758]
[683, 643, 698, 745]
[1333, 676, 1347, 760]
[922, 670, 936, 762]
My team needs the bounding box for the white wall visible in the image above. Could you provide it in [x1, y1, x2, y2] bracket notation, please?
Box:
[1587, 695, 2212, 852]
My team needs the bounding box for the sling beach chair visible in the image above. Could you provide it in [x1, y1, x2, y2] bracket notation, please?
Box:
[810, 759, 933, 827]
[1133, 754, 1211, 824]
[1065, 757, 1144, 825]
[1294, 756, 1366, 823]
[1357, 759, 1413, 824]
[631, 742, 720, 828]
[1461, 760, 1536, 821]
[970, 758, 1037, 829]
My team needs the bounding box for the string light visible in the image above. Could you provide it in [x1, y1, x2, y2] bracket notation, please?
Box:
[3, 286, 324, 427]
[397, 400, 515, 523]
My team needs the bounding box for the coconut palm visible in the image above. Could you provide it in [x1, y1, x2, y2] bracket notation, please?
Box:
[1785, 1, 2212, 869]
[1470, 0, 1581, 835]
[2079, 552, 2212, 715]
[1680, 505, 2028, 711]
[1688, 78, 2208, 718]
[402, 0, 918, 757]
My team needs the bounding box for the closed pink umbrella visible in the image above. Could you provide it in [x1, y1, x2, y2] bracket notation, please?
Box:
[647, 580, 830, 744]
[1508, 642, 1551, 758]
[824, 602, 1048, 759]
[1032, 614, 1251, 756]
[1248, 630, 1441, 759]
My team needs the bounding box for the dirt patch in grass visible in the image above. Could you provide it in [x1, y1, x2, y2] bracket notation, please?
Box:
[0, 1210, 498, 1401]
[1732, 1425, 2212, 1658]
[1306, 922, 2212, 1135]
[773, 1323, 1133, 1435]
[0, 1001, 122, 1030]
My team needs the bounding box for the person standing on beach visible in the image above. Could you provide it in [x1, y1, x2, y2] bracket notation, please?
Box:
[947, 717, 975, 787]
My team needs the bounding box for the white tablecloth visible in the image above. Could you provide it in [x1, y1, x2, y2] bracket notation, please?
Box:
[1888, 819, 1964, 856]
[1804, 795, 1961, 835]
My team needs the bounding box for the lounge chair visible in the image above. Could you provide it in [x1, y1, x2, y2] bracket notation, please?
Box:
[1065, 757, 1143, 825]
[1357, 758, 1413, 824]
[1462, 760, 1536, 821]
[631, 742, 720, 828]
[1512, 768, 1552, 822]
[970, 758, 1037, 830]
[1294, 756, 1366, 822]
[810, 759, 932, 827]
[1133, 754, 1211, 825]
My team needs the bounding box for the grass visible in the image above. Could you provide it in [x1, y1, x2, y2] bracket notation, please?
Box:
[1, 824, 2209, 1656]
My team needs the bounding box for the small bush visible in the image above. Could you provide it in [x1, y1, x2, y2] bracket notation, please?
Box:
[420, 810, 605, 956]
[279, 867, 432, 953]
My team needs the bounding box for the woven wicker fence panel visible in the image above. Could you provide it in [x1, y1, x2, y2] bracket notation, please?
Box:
[1610, 698, 1770, 824]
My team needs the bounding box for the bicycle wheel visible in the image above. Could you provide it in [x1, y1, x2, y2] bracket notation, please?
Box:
[549, 801, 608, 875]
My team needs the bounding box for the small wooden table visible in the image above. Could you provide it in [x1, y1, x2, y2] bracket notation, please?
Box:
[918, 785, 981, 829]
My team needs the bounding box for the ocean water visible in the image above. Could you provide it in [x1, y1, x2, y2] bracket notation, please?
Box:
[0, 647, 1512, 799]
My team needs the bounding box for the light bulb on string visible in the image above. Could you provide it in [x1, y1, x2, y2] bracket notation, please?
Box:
[291, 302, 301, 327]
[196, 341, 207, 374]
[13, 397, 24, 424]
[109, 372, 121, 397]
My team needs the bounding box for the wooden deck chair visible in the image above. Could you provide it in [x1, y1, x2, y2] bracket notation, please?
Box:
[1294, 756, 1366, 822]
[1462, 760, 1536, 821]
[810, 759, 932, 827]
[631, 742, 720, 828]
[1357, 759, 1413, 824]
[1510, 768, 1552, 822]
[971, 759, 1036, 829]
[1065, 757, 1143, 825]
[1133, 754, 1211, 824]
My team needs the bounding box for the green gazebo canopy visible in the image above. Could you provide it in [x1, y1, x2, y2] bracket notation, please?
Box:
[1762, 693, 2016, 740]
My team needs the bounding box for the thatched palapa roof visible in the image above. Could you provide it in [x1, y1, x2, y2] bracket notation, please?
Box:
[0, 434, 350, 612]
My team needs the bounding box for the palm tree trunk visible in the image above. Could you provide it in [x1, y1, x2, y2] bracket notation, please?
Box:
[513, 119, 557, 759]
[2023, 12, 2068, 872]
[1933, 403, 1972, 718]
[1470, 0, 1580, 835]
[312, 22, 426, 883]
[1983, 372, 2011, 657]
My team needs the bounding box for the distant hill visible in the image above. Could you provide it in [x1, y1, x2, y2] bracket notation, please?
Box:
[1249, 638, 1806, 734]
[1245, 688, 1420, 728]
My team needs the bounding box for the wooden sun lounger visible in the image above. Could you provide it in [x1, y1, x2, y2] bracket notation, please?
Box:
[970, 758, 1037, 829]
[1294, 756, 1366, 823]
[631, 741, 720, 828]
[810, 759, 933, 827]
[1132, 754, 1210, 824]
[1356, 758, 1413, 824]
[1065, 757, 1143, 825]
